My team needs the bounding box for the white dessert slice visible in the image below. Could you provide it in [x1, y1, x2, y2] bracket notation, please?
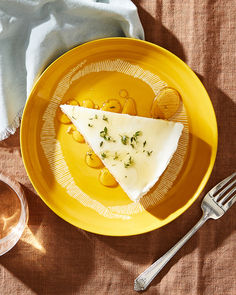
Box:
[60, 105, 183, 202]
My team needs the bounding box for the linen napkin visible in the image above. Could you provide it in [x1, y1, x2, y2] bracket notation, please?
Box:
[0, 0, 144, 140]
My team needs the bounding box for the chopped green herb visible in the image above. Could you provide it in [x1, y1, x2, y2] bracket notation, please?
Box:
[124, 156, 134, 168]
[143, 140, 147, 147]
[89, 117, 93, 120]
[143, 150, 145, 153]
[100, 127, 108, 139]
[135, 131, 142, 137]
[101, 152, 107, 159]
[103, 115, 108, 122]
[131, 143, 134, 148]
[87, 151, 93, 159]
[72, 116, 76, 120]
[100, 127, 114, 141]
[130, 131, 142, 146]
[147, 151, 153, 156]
[94, 114, 98, 119]
[100, 141, 103, 147]
[88, 123, 93, 127]
[120, 135, 129, 145]
[114, 152, 119, 160]
[125, 176, 127, 178]
[110, 106, 115, 109]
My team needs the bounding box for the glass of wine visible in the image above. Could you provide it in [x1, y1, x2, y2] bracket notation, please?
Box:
[0, 174, 28, 255]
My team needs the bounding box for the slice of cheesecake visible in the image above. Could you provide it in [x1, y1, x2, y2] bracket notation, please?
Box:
[60, 105, 183, 202]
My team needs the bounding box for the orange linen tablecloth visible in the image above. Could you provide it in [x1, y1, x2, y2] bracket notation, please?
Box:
[0, 1, 236, 294]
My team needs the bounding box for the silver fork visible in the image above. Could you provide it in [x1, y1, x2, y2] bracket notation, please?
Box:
[134, 172, 236, 292]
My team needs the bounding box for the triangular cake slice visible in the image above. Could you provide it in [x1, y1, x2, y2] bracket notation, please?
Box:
[60, 105, 183, 202]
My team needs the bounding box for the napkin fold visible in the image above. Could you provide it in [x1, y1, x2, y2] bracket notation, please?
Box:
[0, 0, 144, 140]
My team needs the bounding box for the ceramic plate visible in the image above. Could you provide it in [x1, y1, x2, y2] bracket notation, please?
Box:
[21, 38, 217, 236]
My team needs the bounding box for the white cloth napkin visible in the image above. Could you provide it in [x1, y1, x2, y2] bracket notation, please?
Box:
[0, 0, 144, 140]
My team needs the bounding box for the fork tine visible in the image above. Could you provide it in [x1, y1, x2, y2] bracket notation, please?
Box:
[218, 186, 236, 204]
[215, 179, 236, 201]
[224, 194, 236, 211]
[210, 172, 236, 197]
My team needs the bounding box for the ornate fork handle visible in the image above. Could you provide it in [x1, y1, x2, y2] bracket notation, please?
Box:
[134, 214, 209, 291]
[135, 172, 236, 291]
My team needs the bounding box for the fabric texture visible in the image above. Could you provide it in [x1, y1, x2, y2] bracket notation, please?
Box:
[0, 0, 236, 294]
[0, 0, 144, 140]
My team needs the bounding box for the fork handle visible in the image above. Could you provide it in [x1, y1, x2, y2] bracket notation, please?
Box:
[134, 214, 209, 291]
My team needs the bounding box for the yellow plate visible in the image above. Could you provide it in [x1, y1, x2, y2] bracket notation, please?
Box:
[20, 38, 217, 236]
